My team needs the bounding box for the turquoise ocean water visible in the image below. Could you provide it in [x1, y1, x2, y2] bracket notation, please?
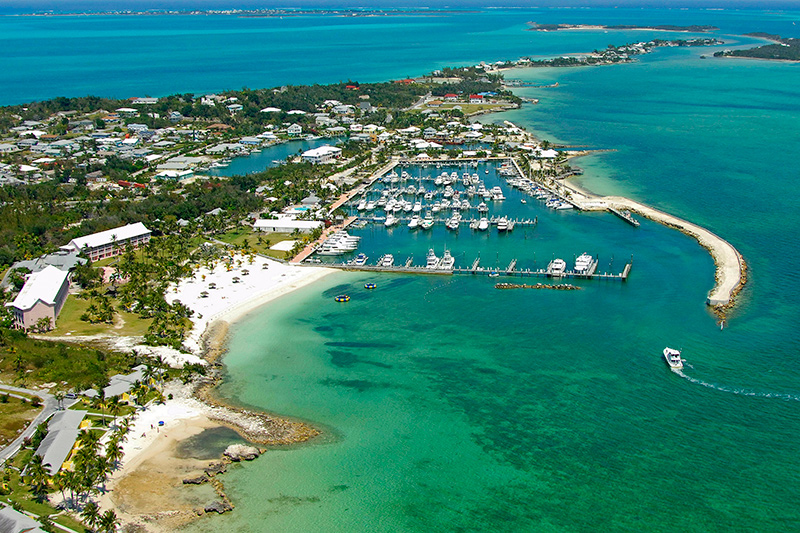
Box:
[4, 7, 800, 531]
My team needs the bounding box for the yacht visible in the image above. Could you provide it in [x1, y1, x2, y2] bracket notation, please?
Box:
[446, 211, 461, 231]
[408, 215, 421, 229]
[356, 199, 367, 211]
[574, 253, 594, 274]
[379, 254, 395, 267]
[420, 212, 434, 230]
[469, 219, 479, 230]
[439, 250, 455, 270]
[548, 258, 567, 276]
[663, 347, 683, 370]
[477, 202, 488, 213]
[384, 214, 399, 227]
[490, 186, 506, 201]
[353, 253, 369, 266]
[413, 201, 423, 213]
[425, 249, 440, 269]
[366, 201, 376, 211]
[496, 217, 509, 232]
[478, 217, 489, 231]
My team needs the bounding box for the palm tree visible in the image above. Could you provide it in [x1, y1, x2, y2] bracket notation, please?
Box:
[106, 439, 124, 471]
[25, 453, 51, 503]
[107, 396, 122, 427]
[98, 509, 119, 533]
[81, 501, 100, 530]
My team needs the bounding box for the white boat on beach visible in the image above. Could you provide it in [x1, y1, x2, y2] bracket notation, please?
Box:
[663, 347, 683, 370]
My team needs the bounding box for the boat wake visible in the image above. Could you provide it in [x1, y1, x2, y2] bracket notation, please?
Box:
[674, 370, 800, 401]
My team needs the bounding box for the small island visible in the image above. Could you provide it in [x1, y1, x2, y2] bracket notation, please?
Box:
[527, 23, 719, 33]
[714, 34, 800, 61]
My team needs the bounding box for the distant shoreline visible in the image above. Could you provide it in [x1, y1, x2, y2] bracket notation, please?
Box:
[527, 23, 719, 33]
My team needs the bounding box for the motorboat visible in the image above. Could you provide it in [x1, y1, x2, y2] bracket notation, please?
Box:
[425, 249, 440, 269]
[663, 347, 683, 370]
[439, 250, 455, 270]
[548, 258, 567, 276]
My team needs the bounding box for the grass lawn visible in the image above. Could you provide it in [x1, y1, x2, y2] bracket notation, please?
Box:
[0, 399, 41, 447]
[45, 295, 152, 337]
[216, 228, 295, 260]
[440, 103, 508, 114]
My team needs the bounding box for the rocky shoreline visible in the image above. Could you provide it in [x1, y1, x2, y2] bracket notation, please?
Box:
[193, 319, 321, 446]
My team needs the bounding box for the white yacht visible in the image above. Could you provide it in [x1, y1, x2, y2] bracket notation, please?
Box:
[353, 253, 369, 266]
[663, 347, 683, 370]
[408, 215, 421, 229]
[496, 217, 509, 232]
[548, 258, 567, 276]
[490, 186, 506, 201]
[425, 249, 440, 269]
[366, 201, 376, 211]
[384, 214, 399, 227]
[356, 199, 367, 211]
[478, 217, 489, 231]
[413, 201, 423, 213]
[420, 212, 434, 230]
[439, 250, 455, 270]
[574, 253, 594, 274]
[379, 254, 395, 267]
[477, 202, 488, 213]
[446, 211, 461, 231]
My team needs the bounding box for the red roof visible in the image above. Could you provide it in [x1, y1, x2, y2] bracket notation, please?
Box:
[345, 85, 359, 90]
[444, 93, 458, 98]
[469, 94, 483, 99]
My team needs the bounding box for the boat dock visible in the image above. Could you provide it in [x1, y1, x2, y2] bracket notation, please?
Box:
[357, 216, 538, 227]
[608, 207, 641, 227]
[315, 256, 631, 281]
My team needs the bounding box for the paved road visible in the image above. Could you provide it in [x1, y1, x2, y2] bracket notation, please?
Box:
[0, 385, 77, 466]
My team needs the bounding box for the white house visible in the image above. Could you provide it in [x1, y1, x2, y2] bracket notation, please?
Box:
[287, 124, 303, 136]
[254, 219, 323, 234]
[301, 145, 342, 164]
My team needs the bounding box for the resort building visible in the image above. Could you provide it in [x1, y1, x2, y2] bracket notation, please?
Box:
[34, 410, 88, 475]
[301, 145, 342, 164]
[287, 124, 303, 136]
[61, 222, 151, 262]
[5, 265, 70, 330]
[254, 218, 323, 234]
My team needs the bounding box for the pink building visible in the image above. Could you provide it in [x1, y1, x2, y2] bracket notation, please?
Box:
[5, 266, 69, 330]
[61, 222, 151, 262]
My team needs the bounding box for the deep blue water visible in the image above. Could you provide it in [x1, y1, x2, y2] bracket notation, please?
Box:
[2, 7, 800, 104]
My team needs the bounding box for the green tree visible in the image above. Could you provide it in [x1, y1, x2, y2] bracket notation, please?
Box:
[81, 500, 101, 530]
[25, 453, 51, 503]
[98, 509, 119, 533]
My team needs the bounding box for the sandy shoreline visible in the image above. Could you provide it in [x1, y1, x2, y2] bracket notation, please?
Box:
[99, 255, 337, 531]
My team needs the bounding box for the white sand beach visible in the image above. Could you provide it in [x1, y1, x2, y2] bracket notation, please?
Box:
[168, 254, 334, 355]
